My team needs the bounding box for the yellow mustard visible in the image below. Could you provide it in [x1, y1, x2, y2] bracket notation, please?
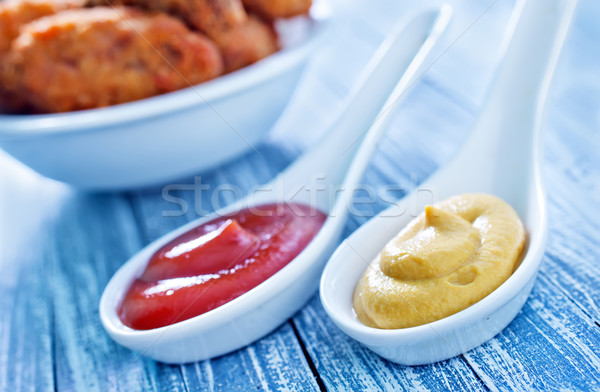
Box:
[353, 193, 526, 329]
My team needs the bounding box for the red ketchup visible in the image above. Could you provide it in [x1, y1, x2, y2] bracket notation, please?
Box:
[118, 203, 327, 330]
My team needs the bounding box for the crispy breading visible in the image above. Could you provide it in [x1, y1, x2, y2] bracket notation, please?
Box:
[1, 7, 223, 113]
[216, 15, 278, 72]
[85, 0, 278, 73]
[242, 0, 311, 19]
[86, 0, 247, 39]
[0, 0, 83, 56]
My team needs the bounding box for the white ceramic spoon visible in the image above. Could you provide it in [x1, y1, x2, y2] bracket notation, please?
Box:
[100, 6, 453, 363]
[320, 0, 577, 366]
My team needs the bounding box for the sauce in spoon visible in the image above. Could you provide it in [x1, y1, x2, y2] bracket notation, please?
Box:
[119, 203, 326, 330]
[99, 7, 453, 362]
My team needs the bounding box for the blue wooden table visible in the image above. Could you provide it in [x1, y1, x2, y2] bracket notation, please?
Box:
[1, 0, 599, 390]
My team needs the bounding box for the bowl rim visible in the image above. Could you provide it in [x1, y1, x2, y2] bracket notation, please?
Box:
[0, 10, 331, 136]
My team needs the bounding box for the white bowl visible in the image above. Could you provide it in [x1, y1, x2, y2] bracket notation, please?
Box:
[0, 7, 331, 190]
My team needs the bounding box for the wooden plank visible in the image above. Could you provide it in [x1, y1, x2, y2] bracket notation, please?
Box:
[491, 6, 600, 327]
[321, 78, 477, 237]
[539, 125, 600, 322]
[45, 194, 187, 391]
[290, 102, 600, 391]
[531, 83, 600, 323]
[128, 145, 320, 391]
[287, 66, 490, 390]
[129, 141, 295, 244]
[293, 296, 487, 391]
[460, 11, 600, 391]
[464, 273, 600, 391]
[289, 10, 600, 388]
[180, 323, 320, 391]
[0, 255, 54, 392]
[375, 80, 475, 179]
[0, 160, 69, 392]
[1, 2, 598, 391]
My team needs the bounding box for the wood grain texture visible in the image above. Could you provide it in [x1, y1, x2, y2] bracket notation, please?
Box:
[0, 253, 54, 392]
[465, 273, 600, 391]
[293, 297, 488, 392]
[540, 126, 600, 323]
[1, 0, 599, 391]
[126, 148, 321, 392]
[47, 195, 187, 392]
[179, 323, 320, 392]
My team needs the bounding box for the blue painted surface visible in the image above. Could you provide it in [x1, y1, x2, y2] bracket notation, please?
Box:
[1, 0, 599, 391]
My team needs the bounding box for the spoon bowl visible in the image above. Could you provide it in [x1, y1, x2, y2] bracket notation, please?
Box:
[100, 6, 453, 363]
[319, 0, 577, 366]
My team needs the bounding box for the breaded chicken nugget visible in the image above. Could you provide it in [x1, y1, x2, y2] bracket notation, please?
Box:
[85, 0, 278, 73]
[86, 0, 247, 39]
[242, 0, 311, 19]
[216, 15, 278, 72]
[1, 7, 223, 113]
[0, 0, 83, 56]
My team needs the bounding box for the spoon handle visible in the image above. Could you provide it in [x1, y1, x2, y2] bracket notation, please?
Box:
[268, 6, 452, 207]
[430, 0, 578, 207]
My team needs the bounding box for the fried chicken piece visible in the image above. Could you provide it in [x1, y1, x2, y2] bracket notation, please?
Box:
[216, 15, 278, 72]
[0, 0, 83, 56]
[1, 7, 223, 113]
[86, 0, 247, 39]
[242, 0, 311, 19]
[85, 0, 278, 73]
[0, 0, 84, 112]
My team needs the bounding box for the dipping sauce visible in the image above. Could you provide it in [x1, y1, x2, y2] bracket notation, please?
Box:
[119, 203, 326, 330]
[353, 193, 526, 329]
